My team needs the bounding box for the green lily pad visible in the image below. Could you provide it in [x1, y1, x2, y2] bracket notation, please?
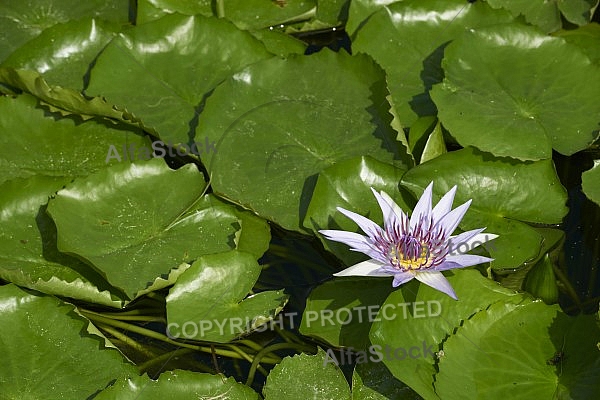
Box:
[401, 147, 569, 270]
[582, 160, 600, 206]
[199, 50, 408, 232]
[166, 250, 288, 342]
[0, 93, 147, 185]
[1, 18, 119, 89]
[486, 0, 598, 33]
[86, 13, 273, 144]
[300, 277, 393, 349]
[352, 360, 422, 400]
[554, 22, 600, 65]
[95, 370, 259, 399]
[0, 284, 135, 398]
[304, 156, 410, 265]
[220, 0, 318, 30]
[369, 269, 522, 399]
[0, 0, 128, 63]
[345, 0, 397, 36]
[0, 175, 123, 307]
[136, 0, 212, 25]
[434, 301, 600, 399]
[431, 23, 600, 160]
[352, 0, 514, 128]
[0, 68, 136, 123]
[45, 158, 242, 299]
[263, 348, 351, 400]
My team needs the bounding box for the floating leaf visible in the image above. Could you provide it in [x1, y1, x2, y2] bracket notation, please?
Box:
[0, 175, 123, 307]
[553, 22, 600, 65]
[46, 159, 238, 299]
[486, 0, 598, 33]
[0, 0, 128, 62]
[582, 160, 600, 206]
[352, 360, 422, 400]
[369, 270, 521, 399]
[300, 277, 393, 349]
[352, 0, 514, 128]
[0, 284, 135, 398]
[263, 348, 351, 400]
[200, 50, 408, 231]
[86, 13, 273, 144]
[95, 370, 259, 399]
[0, 93, 147, 185]
[431, 23, 600, 160]
[1, 18, 119, 89]
[401, 147, 569, 270]
[166, 250, 288, 343]
[434, 301, 600, 399]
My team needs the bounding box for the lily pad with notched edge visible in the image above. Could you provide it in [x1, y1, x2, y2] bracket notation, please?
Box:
[431, 23, 600, 160]
[0, 284, 135, 398]
[166, 250, 288, 343]
[199, 50, 409, 232]
[94, 370, 260, 399]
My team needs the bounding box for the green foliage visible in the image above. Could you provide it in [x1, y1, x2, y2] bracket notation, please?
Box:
[0, 1, 599, 398]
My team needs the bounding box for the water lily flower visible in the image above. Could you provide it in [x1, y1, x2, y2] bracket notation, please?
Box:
[319, 182, 497, 300]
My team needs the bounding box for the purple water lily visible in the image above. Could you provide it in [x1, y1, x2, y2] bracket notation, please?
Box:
[319, 182, 497, 300]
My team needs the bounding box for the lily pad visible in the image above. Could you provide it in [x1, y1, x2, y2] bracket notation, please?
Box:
[553, 22, 600, 65]
[345, 0, 397, 36]
[369, 269, 522, 399]
[300, 277, 393, 349]
[86, 13, 273, 144]
[95, 370, 260, 399]
[1, 18, 120, 89]
[0, 0, 128, 63]
[352, 0, 514, 128]
[582, 160, 600, 206]
[486, 0, 598, 33]
[46, 158, 242, 299]
[401, 147, 569, 270]
[0, 175, 123, 307]
[431, 23, 600, 160]
[0, 284, 135, 398]
[352, 360, 422, 400]
[199, 50, 408, 232]
[434, 301, 600, 399]
[166, 250, 288, 342]
[263, 348, 351, 400]
[0, 93, 147, 185]
[304, 156, 410, 265]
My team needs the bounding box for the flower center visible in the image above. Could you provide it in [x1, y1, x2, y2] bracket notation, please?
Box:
[388, 236, 431, 271]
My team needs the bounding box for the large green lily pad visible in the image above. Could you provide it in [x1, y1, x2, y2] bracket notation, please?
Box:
[0, 284, 135, 398]
[86, 13, 273, 144]
[431, 23, 600, 160]
[352, 0, 514, 128]
[199, 50, 408, 232]
[46, 159, 254, 299]
[166, 250, 288, 342]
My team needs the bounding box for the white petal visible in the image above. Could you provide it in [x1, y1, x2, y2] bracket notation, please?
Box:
[442, 254, 493, 268]
[436, 199, 471, 235]
[449, 231, 498, 256]
[371, 188, 399, 231]
[392, 271, 415, 287]
[319, 229, 369, 248]
[410, 182, 433, 230]
[336, 207, 381, 238]
[414, 271, 458, 300]
[431, 185, 457, 221]
[333, 259, 389, 277]
[379, 190, 409, 227]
